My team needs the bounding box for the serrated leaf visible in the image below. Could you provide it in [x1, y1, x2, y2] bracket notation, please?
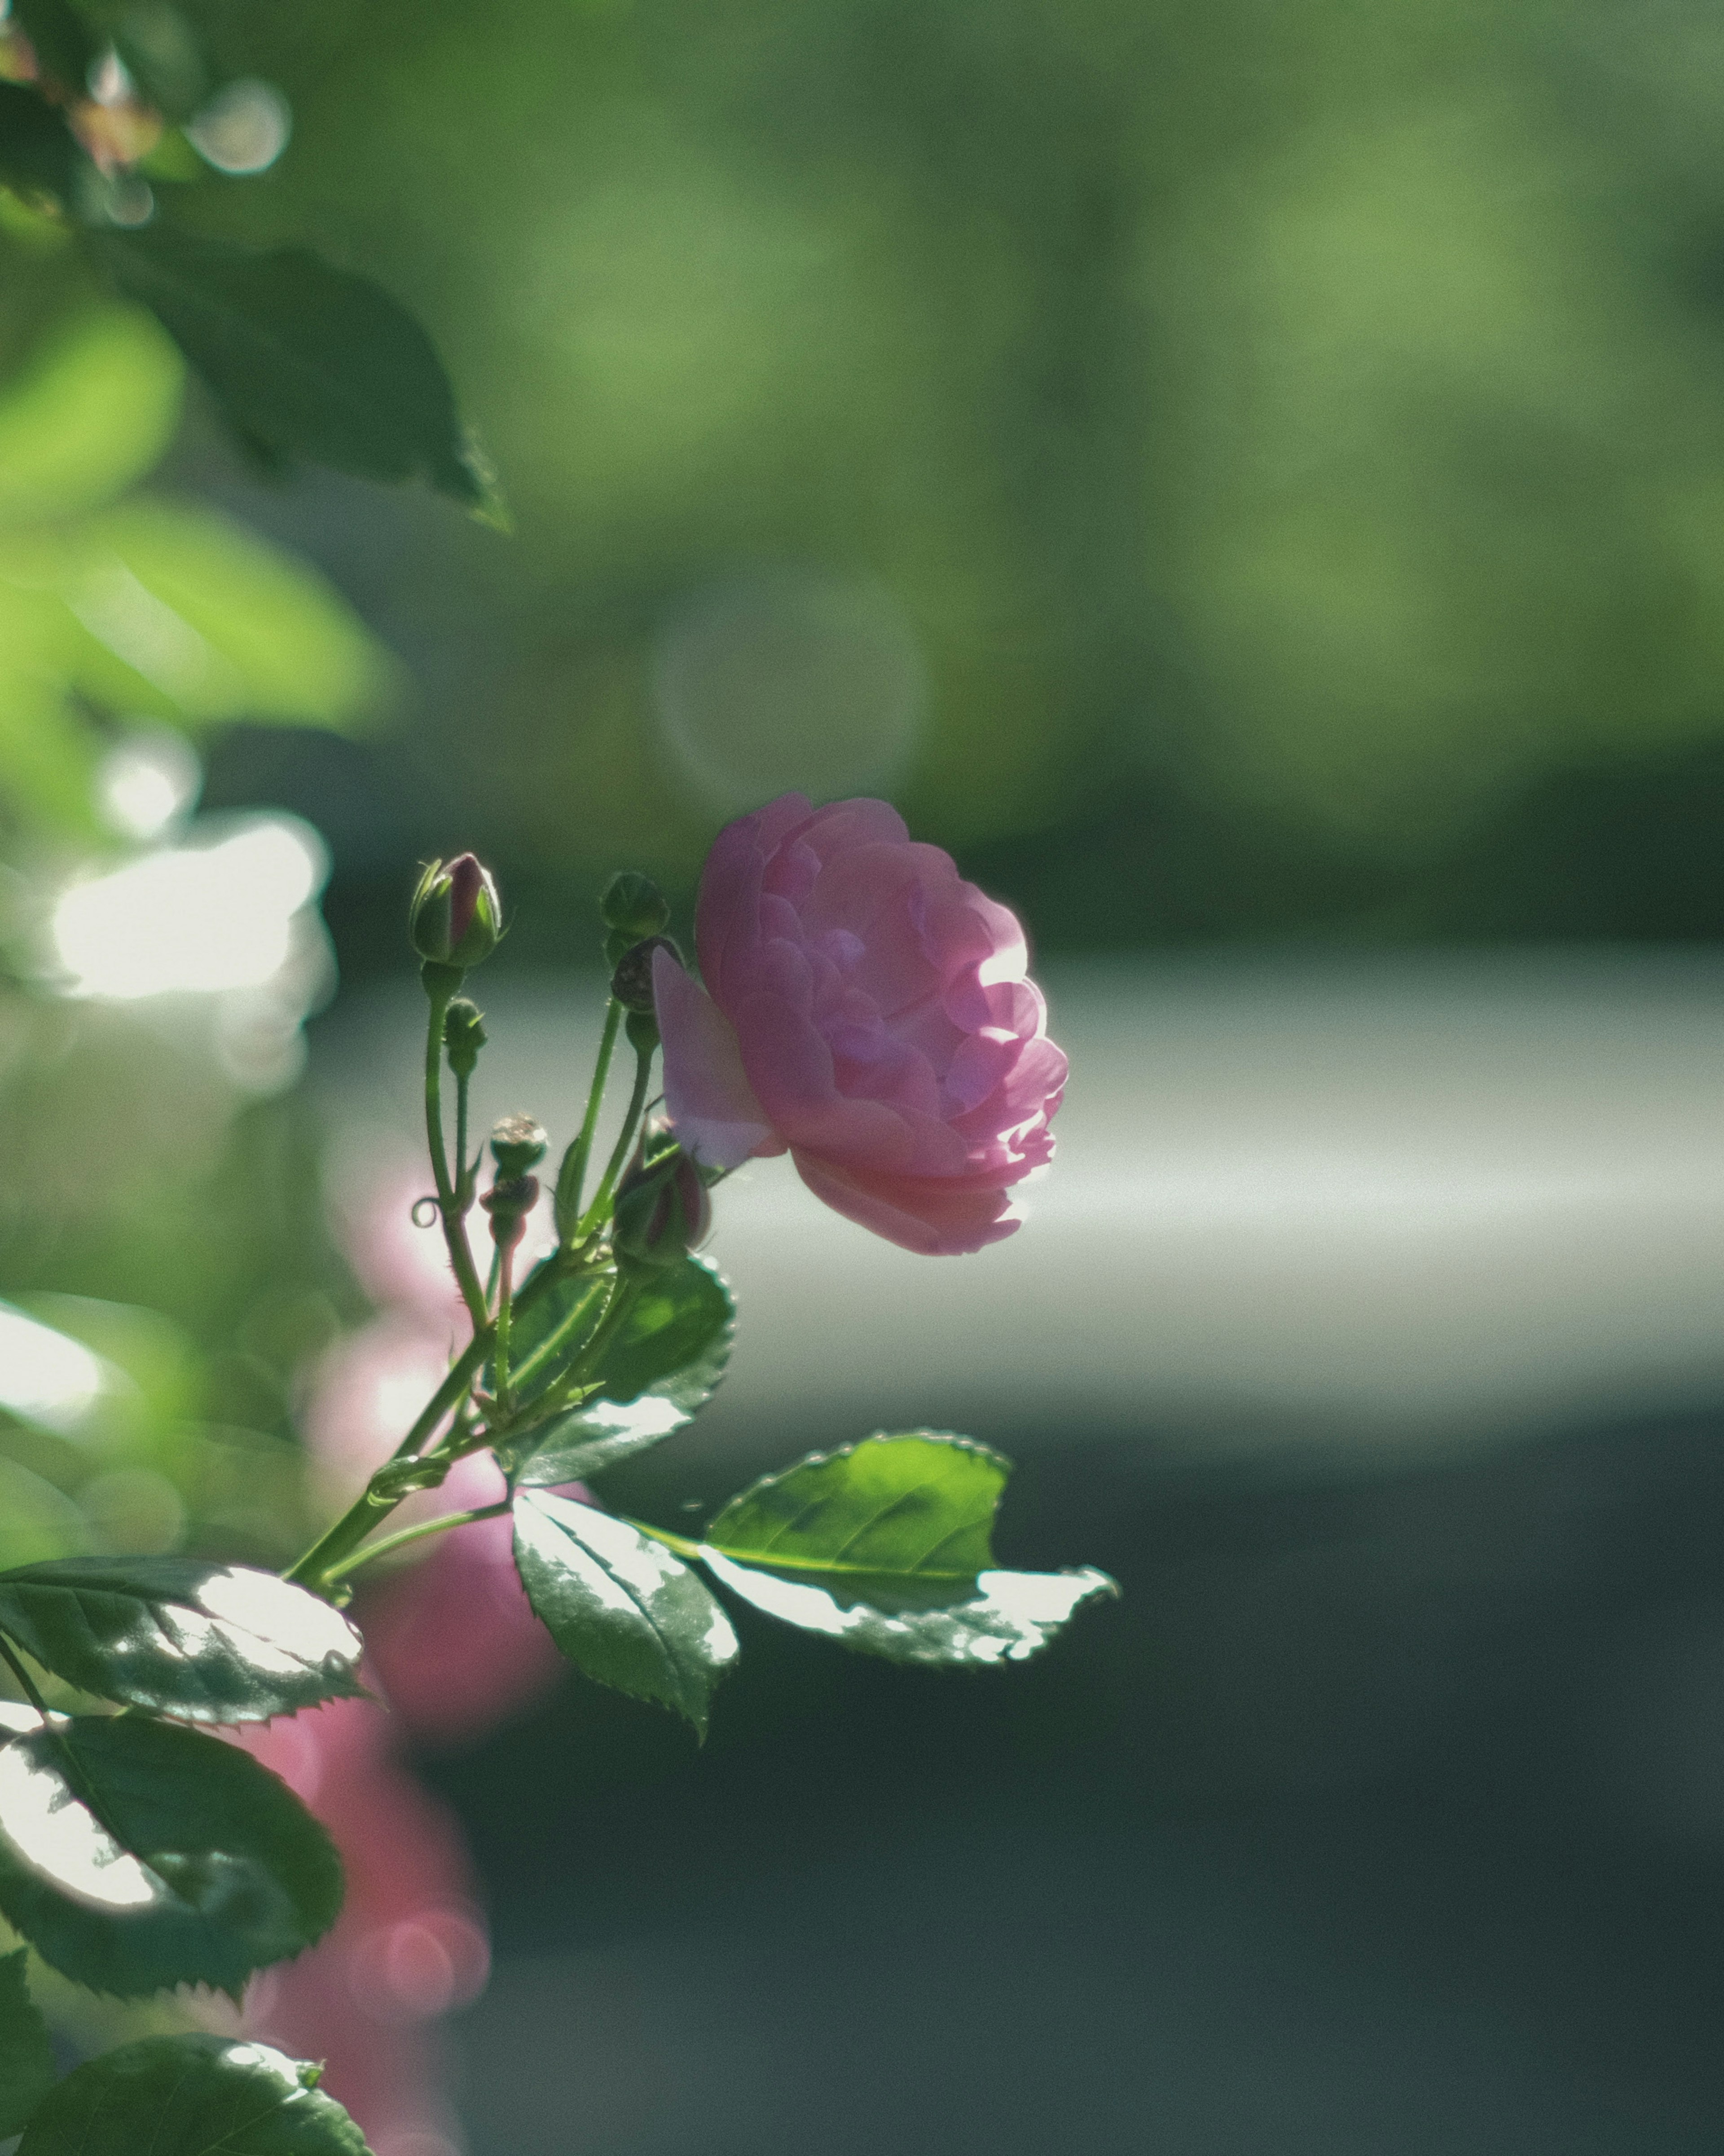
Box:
[0, 1947, 53, 2138]
[509, 1257, 734, 1485]
[698, 1433, 1118, 1667]
[0, 1708, 342, 1997]
[701, 1549, 1117, 1667]
[18, 2033, 372, 2154]
[0, 1557, 365, 1720]
[513, 1489, 736, 1735]
[101, 225, 495, 508]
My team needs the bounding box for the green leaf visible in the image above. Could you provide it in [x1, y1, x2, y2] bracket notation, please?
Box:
[699, 1433, 1118, 1667]
[0, 1556, 365, 1720]
[101, 225, 495, 508]
[513, 1489, 737, 1736]
[18, 2033, 372, 2154]
[509, 1257, 734, 1485]
[0, 80, 84, 204]
[0, 1947, 54, 2139]
[8, 1, 97, 96]
[0, 1707, 342, 1997]
[0, 308, 183, 528]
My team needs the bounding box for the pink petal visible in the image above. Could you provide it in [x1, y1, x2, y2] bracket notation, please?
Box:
[791, 1151, 1021, 1255]
[695, 793, 812, 996]
[653, 949, 781, 1170]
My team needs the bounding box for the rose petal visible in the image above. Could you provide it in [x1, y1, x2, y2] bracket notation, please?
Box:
[791, 1152, 1022, 1255]
[653, 949, 781, 1169]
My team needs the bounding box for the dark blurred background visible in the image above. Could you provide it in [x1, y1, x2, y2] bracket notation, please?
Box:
[8, 0, 1724, 2147]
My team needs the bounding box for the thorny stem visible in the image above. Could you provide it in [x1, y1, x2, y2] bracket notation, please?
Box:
[423, 974, 489, 1330]
[555, 997, 622, 1242]
[494, 1241, 516, 1411]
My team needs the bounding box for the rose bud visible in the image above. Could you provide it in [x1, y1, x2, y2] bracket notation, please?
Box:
[443, 998, 487, 1080]
[488, 1113, 547, 1180]
[611, 1139, 712, 1270]
[600, 869, 670, 942]
[610, 933, 681, 1014]
[653, 794, 1066, 1256]
[409, 853, 501, 970]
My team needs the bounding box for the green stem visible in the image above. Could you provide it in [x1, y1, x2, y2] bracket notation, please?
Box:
[326, 1501, 512, 1584]
[494, 1241, 516, 1410]
[555, 997, 622, 1243]
[521, 1267, 644, 1422]
[454, 1065, 475, 1211]
[506, 1265, 606, 1397]
[574, 1038, 654, 1242]
[424, 976, 488, 1329]
[284, 1333, 489, 1590]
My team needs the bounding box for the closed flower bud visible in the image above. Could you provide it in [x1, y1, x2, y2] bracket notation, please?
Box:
[488, 1113, 548, 1181]
[600, 869, 670, 941]
[444, 998, 487, 1079]
[410, 853, 501, 969]
[612, 1139, 711, 1269]
[610, 934, 680, 1014]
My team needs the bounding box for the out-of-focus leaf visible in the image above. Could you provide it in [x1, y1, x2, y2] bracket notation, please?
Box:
[508, 1257, 733, 1483]
[102, 225, 497, 508]
[110, 9, 207, 123]
[0, 1706, 342, 1997]
[0, 1461, 87, 1573]
[18, 2033, 372, 2154]
[699, 1434, 1118, 1666]
[513, 1488, 737, 1735]
[0, 309, 183, 529]
[8, 0, 97, 96]
[0, 1947, 53, 2139]
[0, 80, 83, 205]
[69, 500, 394, 725]
[0, 1556, 364, 1720]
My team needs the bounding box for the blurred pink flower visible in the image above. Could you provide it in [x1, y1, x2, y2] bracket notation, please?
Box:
[655, 793, 1067, 1254]
[237, 1175, 567, 2151]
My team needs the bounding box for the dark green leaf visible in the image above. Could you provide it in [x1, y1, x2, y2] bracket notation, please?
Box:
[101, 225, 496, 509]
[0, 1557, 365, 1720]
[9, 0, 97, 96]
[0, 1947, 53, 2139]
[513, 1490, 736, 1736]
[18, 2033, 372, 2155]
[699, 1433, 1118, 1666]
[0, 81, 85, 203]
[0, 1707, 342, 1997]
[509, 1257, 734, 1485]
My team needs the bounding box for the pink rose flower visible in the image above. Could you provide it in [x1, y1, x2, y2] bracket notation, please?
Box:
[653, 794, 1066, 1255]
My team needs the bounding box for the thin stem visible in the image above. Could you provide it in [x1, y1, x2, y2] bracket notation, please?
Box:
[494, 1240, 516, 1411]
[506, 1268, 607, 1397]
[0, 1636, 50, 1720]
[327, 1501, 512, 1584]
[284, 1332, 490, 1590]
[574, 1038, 654, 1242]
[454, 1065, 474, 1209]
[531, 1268, 644, 1420]
[424, 979, 488, 1329]
[555, 997, 622, 1243]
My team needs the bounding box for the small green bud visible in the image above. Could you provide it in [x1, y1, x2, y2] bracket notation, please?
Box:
[600, 869, 669, 941]
[625, 1005, 660, 1056]
[444, 998, 487, 1080]
[410, 852, 501, 969]
[610, 933, 680, 1014]
[612, 1136, 711, 1269]
[489, 1113, 548, 1180]
[604, 925, 637, 970]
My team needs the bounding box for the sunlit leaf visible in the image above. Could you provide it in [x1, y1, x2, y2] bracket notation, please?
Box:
[69, 500, 393, 726]
[0, 1708, 342, 1997]
[0, 309, 184, 528]
[513, 1488, 737, 1735]
[508, 1257, 733, 1484]
[701, 1549, 1117, 1667]
[0, 1556, 365, 1720]
[0, 1947, 53, 2139]
[699, 1433, 1118, 1666]
[101, 225, 496, 508]
[18, 2033, 372, 2155]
